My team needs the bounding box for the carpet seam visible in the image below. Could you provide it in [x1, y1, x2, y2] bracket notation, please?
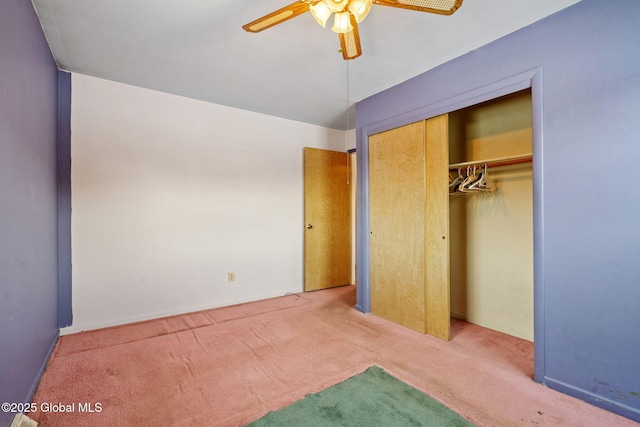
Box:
[56, 298, 313, 357]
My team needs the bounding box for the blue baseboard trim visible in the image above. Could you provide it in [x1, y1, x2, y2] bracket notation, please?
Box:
[24, 331, 59, 404]
[543, 376, 640, 423]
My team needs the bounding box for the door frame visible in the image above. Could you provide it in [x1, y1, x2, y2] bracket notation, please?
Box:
[355, 68, 544, 380]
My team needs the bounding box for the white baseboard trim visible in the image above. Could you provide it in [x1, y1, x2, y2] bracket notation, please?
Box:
[60, 290, 300, 335]
[10, 413, 38, 427]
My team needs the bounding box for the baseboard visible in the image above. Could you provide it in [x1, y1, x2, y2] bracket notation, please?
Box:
[543, 376, 640, 423]
[450, 311, 467, 321]
[10, 413, 37, 427]
[23, 330, 59, 405]
[450, 311, 533, 341]
[60, 290, 301, 335]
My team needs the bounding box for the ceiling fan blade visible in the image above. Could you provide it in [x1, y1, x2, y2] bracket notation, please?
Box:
[373, 0, 463, 15]
[243, 1, 310, 33]
[339, 15, 362, 60]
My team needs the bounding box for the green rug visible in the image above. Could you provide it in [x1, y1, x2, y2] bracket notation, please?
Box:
[245, 366, 477, 426]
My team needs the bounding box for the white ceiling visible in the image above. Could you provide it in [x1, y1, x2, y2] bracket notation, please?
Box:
[32, 0, 581, 130]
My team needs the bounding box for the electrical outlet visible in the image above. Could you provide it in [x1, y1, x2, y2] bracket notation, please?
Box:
[228, 272, 235, 282]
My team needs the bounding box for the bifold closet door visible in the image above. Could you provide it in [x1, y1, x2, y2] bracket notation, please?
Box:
[369, 115, 450, 340]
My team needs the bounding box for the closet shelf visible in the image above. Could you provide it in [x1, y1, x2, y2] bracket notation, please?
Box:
[449, 153, 532, 170]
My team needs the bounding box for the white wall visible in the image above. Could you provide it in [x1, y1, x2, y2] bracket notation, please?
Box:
[64, 74, 347, 334]
[345, 128, 356, 151]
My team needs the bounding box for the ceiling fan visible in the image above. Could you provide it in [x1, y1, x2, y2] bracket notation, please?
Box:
[242, 0, 464, 60]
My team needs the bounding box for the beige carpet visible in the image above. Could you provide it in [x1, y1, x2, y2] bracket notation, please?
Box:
[30, 285, 637, 426]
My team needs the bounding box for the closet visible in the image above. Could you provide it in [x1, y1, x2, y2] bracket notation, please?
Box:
[368, 89, 533, 342]
[449, 89, 533, 341]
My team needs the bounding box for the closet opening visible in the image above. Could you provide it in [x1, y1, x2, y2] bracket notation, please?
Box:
[448, 89, 534, 368]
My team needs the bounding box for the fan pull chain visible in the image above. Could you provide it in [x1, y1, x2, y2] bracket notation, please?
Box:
[346, 59, 350, 184]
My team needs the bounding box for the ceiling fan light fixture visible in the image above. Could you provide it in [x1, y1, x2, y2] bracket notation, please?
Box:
[331, 11, 353, 33]
[242, 0, 465, 60]
[310, 2, 332, 27]
[324, 0, 349, 13]
[348, 0, 372, 23]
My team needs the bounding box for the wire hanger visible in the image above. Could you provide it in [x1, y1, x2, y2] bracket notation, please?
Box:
[450, 164, 494, 195]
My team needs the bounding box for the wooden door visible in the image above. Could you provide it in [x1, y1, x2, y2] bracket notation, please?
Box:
[369, 115, 450, 340]
[370, 121, 427, 333]
[424, 114, 450, 341]
[304, 148, 352, 291]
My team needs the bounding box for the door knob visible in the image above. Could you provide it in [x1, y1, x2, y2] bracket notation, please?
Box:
[307, 224, 313, 229]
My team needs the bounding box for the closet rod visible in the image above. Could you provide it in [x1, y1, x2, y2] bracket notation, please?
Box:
[449, 154, 532, 170]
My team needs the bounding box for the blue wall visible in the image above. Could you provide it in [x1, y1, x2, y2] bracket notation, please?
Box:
[356, 0, 640, 421]
[0, 0, 65, 425]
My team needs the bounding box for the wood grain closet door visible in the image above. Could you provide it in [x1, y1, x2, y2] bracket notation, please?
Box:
[369, 115, 450, 340]
[369, 121, 427, 333]
[425, 114, 450, 341]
